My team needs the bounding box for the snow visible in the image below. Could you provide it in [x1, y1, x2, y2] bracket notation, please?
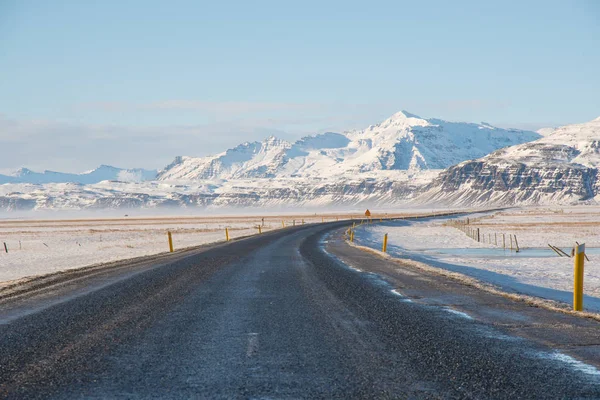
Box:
[485, 116, 600, 168]
[0, 214, 329, 283]
[538, 351, 600, 377]
[0, 170, 442, 211]
[419, 116, 600, 207]
[157, 110, 539, 180]
[353, 207, 600, 312]
[0, 165, 157, 185]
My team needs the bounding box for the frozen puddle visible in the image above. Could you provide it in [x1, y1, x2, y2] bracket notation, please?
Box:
[425, 247, 600, 259]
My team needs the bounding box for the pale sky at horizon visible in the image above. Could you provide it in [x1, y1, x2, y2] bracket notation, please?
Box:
[1, 0, 599, 173]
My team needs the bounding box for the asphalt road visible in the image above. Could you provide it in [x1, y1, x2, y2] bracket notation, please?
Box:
[0, 221, 599, 399]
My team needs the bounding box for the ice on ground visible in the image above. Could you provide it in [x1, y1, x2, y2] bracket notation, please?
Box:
[354, 206, 600, 312]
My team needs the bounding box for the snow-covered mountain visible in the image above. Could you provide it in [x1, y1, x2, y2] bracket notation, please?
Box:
[1, 110, 561, 211]
[419, 117, 600, 206]
[0, 165, 158, 185]
[157, 111, 540, 180]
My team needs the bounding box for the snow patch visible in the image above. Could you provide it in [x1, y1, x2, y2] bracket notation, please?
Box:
[538, 351, 600, 377]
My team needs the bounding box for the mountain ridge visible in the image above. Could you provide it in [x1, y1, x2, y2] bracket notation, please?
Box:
[418, 116, 600, 206]
[157, 111, 540, 181]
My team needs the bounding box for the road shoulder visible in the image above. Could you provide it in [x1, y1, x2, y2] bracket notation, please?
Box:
[326, 231, 600, 370]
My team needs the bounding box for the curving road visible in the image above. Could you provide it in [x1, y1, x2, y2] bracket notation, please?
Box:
[0, 221, 599, 399]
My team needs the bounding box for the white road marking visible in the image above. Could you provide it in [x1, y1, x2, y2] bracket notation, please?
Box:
[444, 307, 474, 320]
[390, 289, 412, 302]
[246, 333, 259, 357]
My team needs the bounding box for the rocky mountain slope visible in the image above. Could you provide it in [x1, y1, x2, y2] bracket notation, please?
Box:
[419, 117, 600, 206]
[157, 111, 540, 180]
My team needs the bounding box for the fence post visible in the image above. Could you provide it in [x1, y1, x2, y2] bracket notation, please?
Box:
[510, 234, 513, 252]
[382, 233, 388, 253]
[574, 243, 585, 311]
[477, 228, 480, 242]
[168, 232, 174, 253]
[503, 233, 506, 249]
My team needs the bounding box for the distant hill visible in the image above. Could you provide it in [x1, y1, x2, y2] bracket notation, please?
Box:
[0, 165, 157, 185]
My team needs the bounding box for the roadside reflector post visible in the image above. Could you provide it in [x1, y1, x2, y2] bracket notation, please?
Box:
[477, 228, 480, 243]
[282, 221, 285, 228]
[3, 242, 7, 253]
[225, 228, 230, 242]
[350, 230, 354, 242]
[302, 219, 305, 225]
[514, 235, 520, 252]
[510, 235, 513, 252]
[293, 220, 296, 226]
[503, 233, 506, 249]
[382, 233, 388, 253]
[258, 225, 262, 234]
[574, 243, 585, 311]
[168, 232, 174, 253]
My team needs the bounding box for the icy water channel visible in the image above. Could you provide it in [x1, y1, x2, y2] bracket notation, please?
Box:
[424, 247, 600, 259]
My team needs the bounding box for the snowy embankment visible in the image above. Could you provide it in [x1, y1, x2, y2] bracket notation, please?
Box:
[0, 215, 328, 283]
[353, 207, 600, 312]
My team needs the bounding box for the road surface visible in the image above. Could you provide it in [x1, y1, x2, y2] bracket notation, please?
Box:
[0, 221, 599, 399]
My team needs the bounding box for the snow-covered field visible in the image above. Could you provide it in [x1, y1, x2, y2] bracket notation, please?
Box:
[0, 213, 340, 283]
[354, 207, 600, 312]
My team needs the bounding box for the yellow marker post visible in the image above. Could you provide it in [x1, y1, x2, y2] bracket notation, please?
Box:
[574, 243, 585, 311]
[302, 219, 305, 225]
[168, 231, 174, 253]
[382, 233, 388, 253]
[282, 221, 285, 228]
[350, 230, 354, 242]
[225, 227, 230, 242]
[258, 225, 262, 234]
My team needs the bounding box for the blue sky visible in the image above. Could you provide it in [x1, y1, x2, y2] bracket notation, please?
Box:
[1, 0, 599, 172]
